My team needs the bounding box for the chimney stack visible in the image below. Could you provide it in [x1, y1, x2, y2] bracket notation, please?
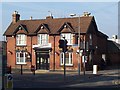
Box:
[46, 11, 53, 19]
[46, 16, 53, 19]
[12, 11, 20, 24]
[83, 12, 91, 17]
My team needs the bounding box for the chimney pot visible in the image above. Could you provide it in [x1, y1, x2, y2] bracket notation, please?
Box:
[12, 11, 20, 24]
[83, 12, 91, 17]
[30, 16, 33, 20]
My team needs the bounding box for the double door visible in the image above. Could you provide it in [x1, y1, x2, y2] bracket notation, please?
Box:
[36, 52, 49, 70]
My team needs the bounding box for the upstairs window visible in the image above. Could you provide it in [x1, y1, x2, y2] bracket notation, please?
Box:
[38, 34, 48, 45]
[16, 34, 27, 46]
[61, 33, 73, 45]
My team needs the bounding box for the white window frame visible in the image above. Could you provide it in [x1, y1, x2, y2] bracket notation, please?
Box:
[16, 34, 27, 46]
[38, 34, 48, 45]
[61, 33, 73, 45]
[16, 51, 26, 64]
[60, 52, 73, 66]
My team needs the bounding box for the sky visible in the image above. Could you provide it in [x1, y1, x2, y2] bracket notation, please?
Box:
[0, 1, 119, 41]
[1, 0, 120, 2]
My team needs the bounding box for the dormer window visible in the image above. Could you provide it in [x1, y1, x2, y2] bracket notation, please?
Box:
[38, 34, 48, 45]
[16, 34, 27, 46]
[61, 33, 73, 45]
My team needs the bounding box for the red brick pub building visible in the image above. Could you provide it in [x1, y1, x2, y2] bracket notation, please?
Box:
[4, 11, 108, 71]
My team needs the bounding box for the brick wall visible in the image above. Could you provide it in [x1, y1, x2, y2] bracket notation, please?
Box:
[6, 32, 108, 71]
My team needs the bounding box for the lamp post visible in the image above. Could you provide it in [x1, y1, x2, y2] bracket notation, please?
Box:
[70, 14, 81, 76]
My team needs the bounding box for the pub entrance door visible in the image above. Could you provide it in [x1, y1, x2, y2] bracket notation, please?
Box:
[36, 52, 49, 70]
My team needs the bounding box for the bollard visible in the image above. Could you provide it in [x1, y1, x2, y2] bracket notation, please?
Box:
[7, 65, 11, 74]
[7, 74, 13, 89]
[31, 65, 35, 75]
[21, 65, 23, 75]
[93, 65, 98, 74]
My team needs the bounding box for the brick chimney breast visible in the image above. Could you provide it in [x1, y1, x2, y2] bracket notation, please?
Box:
[12, 11, 20, 24]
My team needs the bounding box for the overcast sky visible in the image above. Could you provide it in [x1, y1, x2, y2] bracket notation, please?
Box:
[0, 1, 119, 41]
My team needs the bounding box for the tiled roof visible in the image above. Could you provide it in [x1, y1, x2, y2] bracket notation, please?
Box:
[97, 31, 108, 38]
[4, 16, 94, 35]
[107, 40, 120, 53]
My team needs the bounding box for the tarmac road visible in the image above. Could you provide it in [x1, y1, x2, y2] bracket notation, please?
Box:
[12, 68, 120, 89]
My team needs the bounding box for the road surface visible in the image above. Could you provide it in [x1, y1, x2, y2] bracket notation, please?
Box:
[12, 68, 120, 89]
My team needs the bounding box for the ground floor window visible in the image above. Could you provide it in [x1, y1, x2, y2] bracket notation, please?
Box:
[60, 52, 73, 66]
[16, 51, 26, 64]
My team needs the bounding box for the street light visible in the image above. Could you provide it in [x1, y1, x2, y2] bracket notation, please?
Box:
[70, 14, 81, 76]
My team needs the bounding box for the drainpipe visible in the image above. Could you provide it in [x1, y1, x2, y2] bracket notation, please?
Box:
[83, 35, 86, 75]
[53, 35, 56, 71]
[31, 36, 32, 66]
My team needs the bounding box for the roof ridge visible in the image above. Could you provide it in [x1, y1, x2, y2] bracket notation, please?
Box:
[4, 16, 99, 36]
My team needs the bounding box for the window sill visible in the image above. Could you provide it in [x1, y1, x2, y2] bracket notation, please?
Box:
[16, 45, 27, 47]
[16, 63, 27, 65]
[60, 64, 73, 66]
[67, 44, 73, 46]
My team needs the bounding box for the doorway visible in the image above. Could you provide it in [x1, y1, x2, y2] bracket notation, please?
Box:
[36, 52, 49, 70]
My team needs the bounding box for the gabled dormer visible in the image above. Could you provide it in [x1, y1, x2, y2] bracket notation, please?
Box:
[57, 22, 75, 45]
[34, 23, 50, 46]
[57, 22, 75, 34]
[13, 24, 28, 35]
[35, 23, 50, 34]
